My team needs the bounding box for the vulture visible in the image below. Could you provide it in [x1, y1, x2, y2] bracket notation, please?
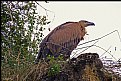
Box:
[35, 20, 95, 64]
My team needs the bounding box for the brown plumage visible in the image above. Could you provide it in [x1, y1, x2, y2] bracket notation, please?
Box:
[35, 20, 95, 63]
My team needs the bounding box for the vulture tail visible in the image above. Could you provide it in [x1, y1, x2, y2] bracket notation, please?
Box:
[35, 47, 53, 64]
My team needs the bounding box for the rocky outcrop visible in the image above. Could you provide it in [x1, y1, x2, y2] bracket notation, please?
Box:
[22, 53, 121, 81]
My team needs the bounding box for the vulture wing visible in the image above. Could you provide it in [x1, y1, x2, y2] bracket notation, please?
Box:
[40, 22, 86, 56]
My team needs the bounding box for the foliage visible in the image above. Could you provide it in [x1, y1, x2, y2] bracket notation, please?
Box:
[47, 55, 64, 76]
[48, 63, 61, 76]
[1, 1, 50, 80]
[18, 55, 65, 81]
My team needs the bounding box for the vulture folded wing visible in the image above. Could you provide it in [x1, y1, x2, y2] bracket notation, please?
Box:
[40, 22, 86, 54]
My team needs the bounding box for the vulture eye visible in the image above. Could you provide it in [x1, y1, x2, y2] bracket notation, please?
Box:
[84, 21, 88, 23]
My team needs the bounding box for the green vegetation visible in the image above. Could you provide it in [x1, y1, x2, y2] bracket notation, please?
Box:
[48, 63, 61, 76]
[47, 55, 64, 76]
[1, 1, 50, 81]
[17, 55, 65, 81]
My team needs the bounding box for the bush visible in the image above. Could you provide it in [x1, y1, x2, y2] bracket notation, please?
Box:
[1, 1, 50, 80]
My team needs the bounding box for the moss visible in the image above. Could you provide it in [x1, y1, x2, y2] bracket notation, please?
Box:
[82, 65, 100, 81]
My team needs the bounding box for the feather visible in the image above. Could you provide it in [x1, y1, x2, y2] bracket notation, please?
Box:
[35, 20, 95, 63]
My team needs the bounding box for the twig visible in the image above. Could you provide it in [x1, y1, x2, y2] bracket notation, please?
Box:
[75, 45, 111, 58]
[23, 66, 36, 81]
[94, 45, 117, 61]
[35, 1, 55, 24]
[73, 44, 117, 61]
[71, 40, 99, 59]
[100, 46, 112, 58]
[116, 30, 121, 42]
[78, 30, 121, 46]
[35, 1, 52, 13]
[16, 50, 21, 66]
[7, 2, 14, 22]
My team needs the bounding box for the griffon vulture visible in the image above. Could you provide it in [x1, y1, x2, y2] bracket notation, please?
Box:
[35, 20, 95, 63]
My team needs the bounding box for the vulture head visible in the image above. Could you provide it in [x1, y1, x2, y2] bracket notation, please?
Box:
[79, 20, 95, 27]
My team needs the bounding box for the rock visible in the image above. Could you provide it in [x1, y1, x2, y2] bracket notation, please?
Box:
[23, 53, 121, 81]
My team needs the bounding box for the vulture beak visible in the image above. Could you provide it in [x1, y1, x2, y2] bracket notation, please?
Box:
[86, 21, 95, 26]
